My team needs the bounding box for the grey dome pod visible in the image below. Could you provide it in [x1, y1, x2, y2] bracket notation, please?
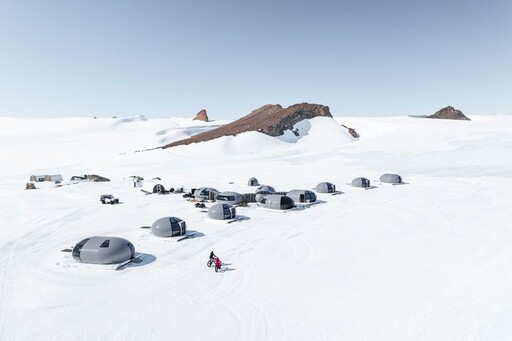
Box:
[208, 204, 236, 220]
[287, 189, 317, 203]
[255, 185, 276, 193]
[315, 182, 336, 193]
[216, 191, 244, 205]
[351, 177, 371, 188]
[257, 194, 295, 210]
[151, 217, 187, 237]
[247, 177, 259, 186]
[380, 173, 402, 184]
[193, 187, 219, 200]
[72, 236, 135, 264]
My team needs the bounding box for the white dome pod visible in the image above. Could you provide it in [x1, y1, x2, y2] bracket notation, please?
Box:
[287, 189, 317, 203]
[193, 187, 219, 200]
[379, 173, 402, 184]
[151, 217, 187, 237]
[315, 182, 336, 193]
[351, 177, 371, 188]
[208, 204, 236, 220]
[257, 194, 295, 210]
[248, 177, 259, 186]
[72, 236, 135, 264]
[255, 185, 276, 193]
[216, 191, 244, 205]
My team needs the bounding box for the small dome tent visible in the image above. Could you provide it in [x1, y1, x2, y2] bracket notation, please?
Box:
[151, 217, 187, 237]
[351, 177, 371, 188]
[248, 177, 259, 186]
[72, 236, 135, 264]
[287, 189, 317, 203]
[193, 187, 219, 200]
[315, 182, 336, 193]
[380, 173, 402, 184]
[208, 204, 236, 220]
[257, 194, 295, 210]
[256, 185, 276, 193]
[216, 191, 244, 205]
[141, 180, 166, 194]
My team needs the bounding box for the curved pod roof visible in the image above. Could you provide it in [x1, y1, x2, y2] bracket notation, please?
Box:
[151, 217, 187, 237]
[72, 236, 135, 264]
[208, 203, 236, 220]
[257, 194, 295, 210]
[255, 185, 276, 193]
[315, 182, 336, 193]
[380, 173, 402, 184]
[351, 177, 371, 188]
[216, 191, 244, 205]
[193, 187, 219, 199]
[287, 189, 317, 203]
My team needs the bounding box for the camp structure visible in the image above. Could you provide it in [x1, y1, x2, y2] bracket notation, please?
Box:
[351, 177, 371, 188]
[141, 180, 166, 194]
[30, 174, 63, 182]
[72, 236, 135, 264]
[379, 173, 403, 184]
[257, 194, 295, 210]
[247, 177, 259, 186]
[193, 187, 219, 200]
[216, 191, 244, 205]
[255, 185, 276, 193]
[315, 182, 336, 193]
[287, 189, 317, 203]
[151, 217, 187, 237]
[208, 203, 236, 220]
[255, 191, 273, 203]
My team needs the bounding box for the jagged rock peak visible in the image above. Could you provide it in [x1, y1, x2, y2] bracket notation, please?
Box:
[428, 106, 470, 120]
[162, 102, 332, 149]
[193, 109, 209, 122]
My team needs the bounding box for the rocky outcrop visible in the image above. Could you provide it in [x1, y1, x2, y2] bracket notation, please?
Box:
[163, 103, 332, 149]
[428, 106, 470, 120]
[71, 174, 110, 182]
[25, 183, 36, 190]
[341, 124, 360, 138]
[193, 109, 209, 122]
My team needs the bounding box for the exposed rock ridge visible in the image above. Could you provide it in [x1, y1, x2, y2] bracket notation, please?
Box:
[428, 106, 470, 120]
[162, 102, 333, 149]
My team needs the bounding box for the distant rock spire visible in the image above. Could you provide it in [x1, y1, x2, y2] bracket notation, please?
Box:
[193, 109, 209, 122]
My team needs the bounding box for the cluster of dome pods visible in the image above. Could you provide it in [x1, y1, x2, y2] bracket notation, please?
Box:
[69, 174, 403, 265]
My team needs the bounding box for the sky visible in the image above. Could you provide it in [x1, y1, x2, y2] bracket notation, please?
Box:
[0, 0, 511, 119]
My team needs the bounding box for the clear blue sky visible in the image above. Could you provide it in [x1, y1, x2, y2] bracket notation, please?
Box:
[0, 0, 510, 119]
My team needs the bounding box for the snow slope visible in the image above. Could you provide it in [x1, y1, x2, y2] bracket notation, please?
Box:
[1, 115, 512, 340]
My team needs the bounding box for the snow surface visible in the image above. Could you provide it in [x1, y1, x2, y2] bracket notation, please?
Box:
[1, 115, 512, 340]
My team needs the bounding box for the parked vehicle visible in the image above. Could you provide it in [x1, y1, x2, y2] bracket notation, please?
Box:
[100, 194, 119, 205]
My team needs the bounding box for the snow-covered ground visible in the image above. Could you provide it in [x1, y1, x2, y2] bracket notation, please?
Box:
[1, 114, 512, 340]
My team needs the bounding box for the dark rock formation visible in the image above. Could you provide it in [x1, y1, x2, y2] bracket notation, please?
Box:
[341, 124, 360, 138]
[71, 174, 111, 182]
[25, 183, 36, 190]
[86, 174, 110, 182]
[193, 109, 209, 122]
[428, 106, 470, 120]
[163, 103, 332, 149]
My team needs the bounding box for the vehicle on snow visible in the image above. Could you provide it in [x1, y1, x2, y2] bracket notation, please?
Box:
[100, 194, 119, 204]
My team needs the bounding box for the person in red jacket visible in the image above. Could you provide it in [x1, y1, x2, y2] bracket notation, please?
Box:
[215, 256, 221, 272]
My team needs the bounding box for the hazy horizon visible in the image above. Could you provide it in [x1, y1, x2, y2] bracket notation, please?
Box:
[1, 0, 511, 119]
